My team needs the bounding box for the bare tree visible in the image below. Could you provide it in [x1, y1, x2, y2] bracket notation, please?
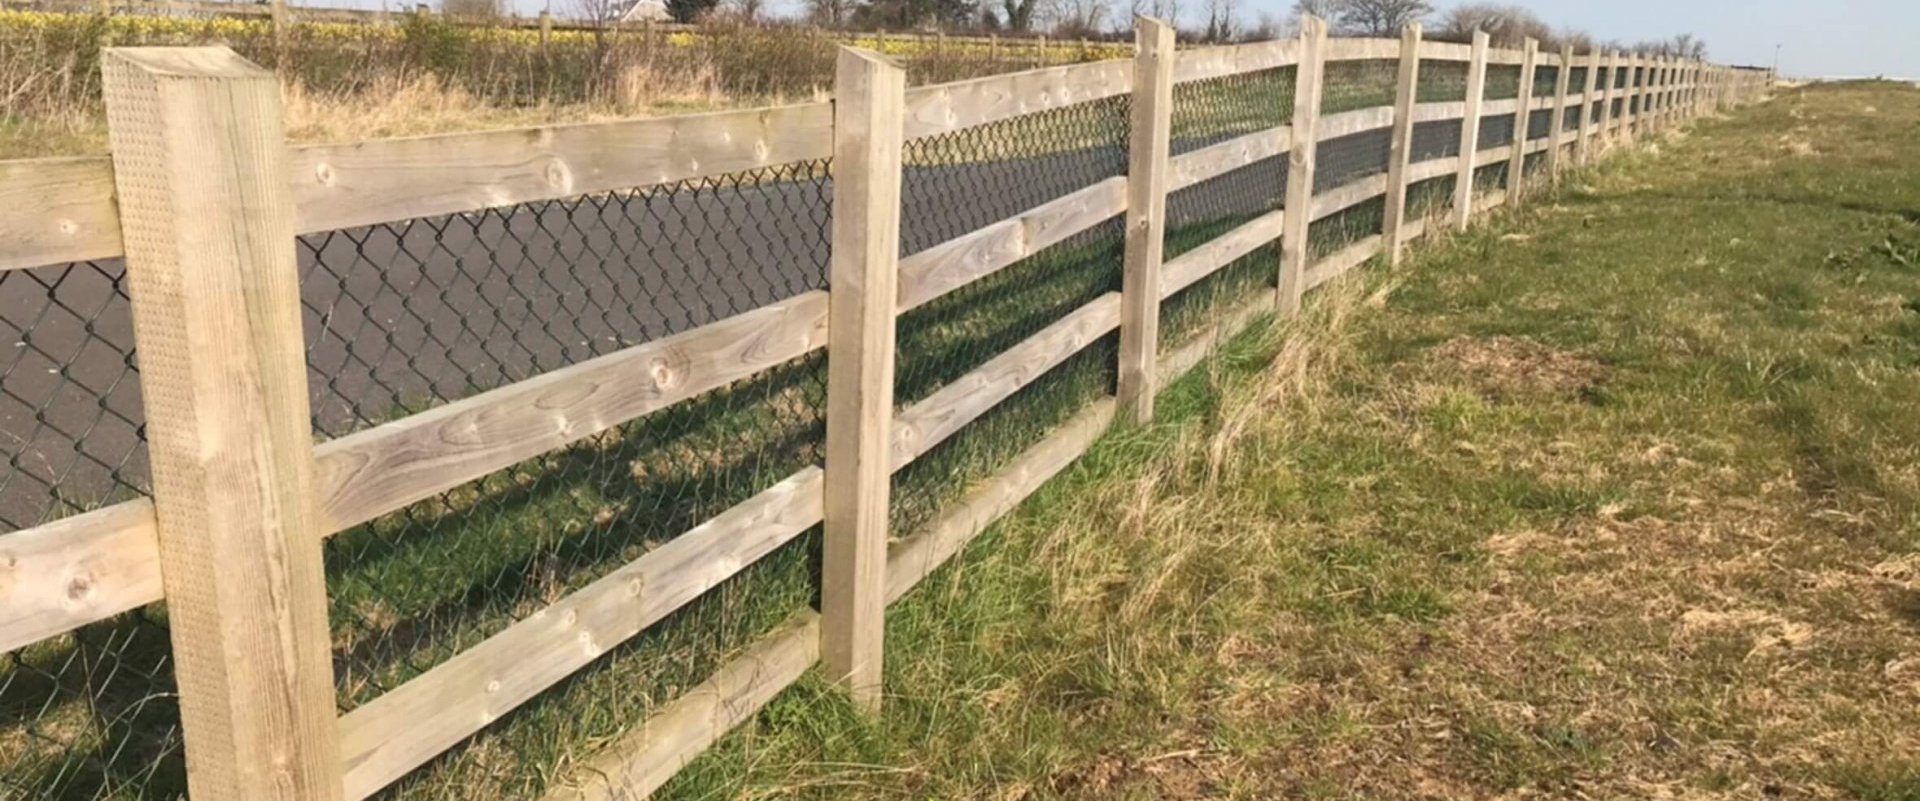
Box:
[1435, 2, 1548, 47]
[1050, 0, 1111, 36]
[805, 0, 854, 24]
[570, 0, 626, 25]
[1328, 0, 1429, 37]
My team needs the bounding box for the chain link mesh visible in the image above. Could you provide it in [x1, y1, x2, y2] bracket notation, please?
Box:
[1161, 67, 1293, 346]
[3, 42, 1691, 801]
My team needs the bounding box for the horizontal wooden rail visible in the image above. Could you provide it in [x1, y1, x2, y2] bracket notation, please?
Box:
[0, 500, 162, 652]
[1311, 173, 1390, 221]
[897, 176, 1127, 311]
[339, 467, 827, 800]
[1168, 126, 1291, 192]
[538, 609, 822, 801]
[1317, 106, 1394, 141]
[1304, 234, 1384, 290]
[543, 391, 1119, 801]
[892, 294, 1120, 468]
[0, 157, 122, 271]
[1173, 39, 1300, 83]
[315, 290, 831, 532]
[1408, 156, 1461, 183]
[1160, 209, 1286, 301]
[902, 58, 1133, 140]
[1412, 100, 1468, 124]
[1325, 38, 1401, 61]
[290, 103, 835, 237]
[1419, 41, 1473, 61]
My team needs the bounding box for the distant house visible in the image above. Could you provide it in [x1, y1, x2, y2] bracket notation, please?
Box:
[618, 0, 668, 21]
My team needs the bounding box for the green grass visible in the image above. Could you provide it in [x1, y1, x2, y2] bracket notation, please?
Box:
[627, 81, 1920, 801]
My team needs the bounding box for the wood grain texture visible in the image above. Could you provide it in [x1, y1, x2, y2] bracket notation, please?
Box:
[1158, 210, 1284, 301]
[1316, 106, 1395, 142]
[537, 611, 822, 801]
[1411, 100, 1468, 124]
[1324, 37, 1400, 61]
[895, 293, 1118, 471]
[1277, 15, 1326, 315]
[1452, 31, 1490, 231]
[1506, 39, 1539, 205]
[340, 469, 825, 800]
[314, 290, 831, 533]
[902, 58, 1132, 140]
[886, 397, 1115, 604]
[1545, 43, 1574, 184]
[1382, 23, 1423, 267]
[1409, 155, 1462, 183]
[1311, 173, 1389, 222]
[1173, 39, 1300, 83]
[1119, 16, 1176, 423]
[290, 102, 834, 235]
[1304, 234, 1383, 290]
[822, 47, 904, 712]
[896, 176, 1126, 312]
[100, 46, 342, 801]
[1168, 125, 1290, 192]
[1418, 41, 1473, 61]
[0, 157, 123, 271]
[1576, 51, 1600, 165]
[0, 500, 161, 652]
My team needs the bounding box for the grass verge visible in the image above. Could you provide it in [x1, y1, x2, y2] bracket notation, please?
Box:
[648, 81, 1920, 800]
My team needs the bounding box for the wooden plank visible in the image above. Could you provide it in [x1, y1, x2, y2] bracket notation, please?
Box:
[0, 500, 160, 653]
[1576, 51, 1600, 165]
[1304, 234, 1383, 290]
[1624, 53, 1642, 143]
[1419, 41, 1473, 61]
[1382, 22, 1423, 267]
[289, 102, 834, 236]
[1409, 156, 1461, 184]
[1311, 174, 1389, 222]
[538, 611, 822, 801]
[886, 397, 1116, 604]
[1507, 39, 1539, 206]
[1119, 16, 1176, 424]
[822, 47, 904, 713]
[340, 469, 825, 801]
[314, 290, 831, 533]
[1316, 106, 1395, 142]
[1412, 100, 1468, 123]
[1486, 48, 1526, 66]
[0, 157, 123, 271]
[893, 294, 1119, 469]
[1159, 210, 1285, 300]
[902, 58, 1132, 140]
[1277, 15, 1327, 316]
[896, 176, 1126, 313]
[1480, 97, 1521, 117]
[1545, 43, 1574, 184]
[1168, 125, 1291, 192]
[1324, 37, 1400, 62]
[100, 46, 341, 801]
[1452, 30, 1490, 231]
[1601, 50, 1621, 144]
[1173, 39, 1300, 83]
[1156, 293, 1268, 388]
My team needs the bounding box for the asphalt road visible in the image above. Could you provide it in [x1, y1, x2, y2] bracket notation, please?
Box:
[0, 119, 1511, 532]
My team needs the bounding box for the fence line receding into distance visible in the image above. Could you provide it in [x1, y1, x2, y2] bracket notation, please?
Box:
[0, 19, 1771, 801]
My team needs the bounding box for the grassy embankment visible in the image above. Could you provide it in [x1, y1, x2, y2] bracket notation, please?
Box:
[646, 81, 1920, 800]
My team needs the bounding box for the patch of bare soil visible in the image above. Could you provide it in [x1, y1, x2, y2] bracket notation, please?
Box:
[1422, 336, 1609, 400]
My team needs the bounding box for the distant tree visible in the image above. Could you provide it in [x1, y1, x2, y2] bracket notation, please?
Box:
[1328, 0, 1429, 37]
[1201, 0, 1237, 42]
[665, 0, 719, 22]
[806, 0, 856, 25]
[1435, 2, 1548, 47]
[1001, 0, 1040, 30]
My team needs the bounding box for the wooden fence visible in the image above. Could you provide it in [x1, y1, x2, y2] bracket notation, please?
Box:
[0, 18, 1771, 801]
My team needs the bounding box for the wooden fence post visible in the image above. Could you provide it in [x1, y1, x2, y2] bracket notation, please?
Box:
[1451, 29, 1489, 231]
[538, 9, 552, 57]
[99, 47, 341, 801]
[1600, 50, 1621, 148]
[823, 46, 904, 714]
[1277, 13, 1326, 315]
[1506, 37, 1537, 206]
[1575, 49, 1598, 166]
[1545, 43, 1572, 184]
[1381, 21, 1422, 267]
[270, 0, 289, 65]
[1118, 15, 1175, 423]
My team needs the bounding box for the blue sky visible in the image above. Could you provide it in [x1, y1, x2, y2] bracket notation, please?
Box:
[338, 0, 1917, 79]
